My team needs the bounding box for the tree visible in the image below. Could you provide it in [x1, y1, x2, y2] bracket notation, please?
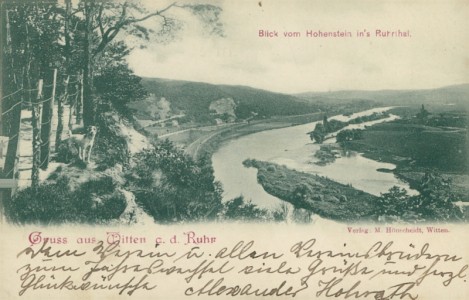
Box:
[414, 172, 462, 221]
[416, 104, 430, 123]
[3, 2, 63, 186]
[336, 129, 363, 143]
[2, 5, 23, 181]
[376, 186, 409, 219]
[93, 55, 147, 118]
[323, 115, 329, 131]
[78, 0, 225, 127]
[376, 173, 464, 222]
[310, 123, 325, 143]
[55, 0, 72, 149]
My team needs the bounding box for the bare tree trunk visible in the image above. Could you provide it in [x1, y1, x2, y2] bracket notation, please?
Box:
[40, 68, 56, 169]
[56, 75, 68, 149]
[83, 0, 95, 128]
[32, 80, 43, 190]
[76, 71, 83, 125]
[68, 79, 75, 134]
[2, 9, 21, 181]
[56, 0, 72, 149]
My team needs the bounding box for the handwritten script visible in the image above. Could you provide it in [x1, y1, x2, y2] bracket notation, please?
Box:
[15, 238, 467, 299]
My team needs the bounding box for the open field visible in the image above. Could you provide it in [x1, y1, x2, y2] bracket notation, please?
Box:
[348, 122, 467, 172]
[343, 113, 469, 200]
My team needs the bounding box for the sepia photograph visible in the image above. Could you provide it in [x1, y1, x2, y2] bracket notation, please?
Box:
[1, 0, 468, 225]
[0, 0, 468, 299]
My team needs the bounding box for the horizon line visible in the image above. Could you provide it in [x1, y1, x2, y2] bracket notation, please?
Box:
[139, 76, 469, 95]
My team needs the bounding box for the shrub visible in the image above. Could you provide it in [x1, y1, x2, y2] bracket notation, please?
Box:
[93, 111, 131, 169]
[223, 196, 271, 221]
[5, 176, 126, 224]
[128, 140, 223, 223]
[375, 173, 465, 222]
[291, 208, 313, 223]
[56, 138, 79, 163]
[257, 174, 267, 183]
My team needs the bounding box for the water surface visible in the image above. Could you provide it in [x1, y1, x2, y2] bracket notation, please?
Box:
[212, 107, 416, 209]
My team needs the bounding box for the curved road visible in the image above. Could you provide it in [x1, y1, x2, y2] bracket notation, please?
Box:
[185, 124, 244, 160]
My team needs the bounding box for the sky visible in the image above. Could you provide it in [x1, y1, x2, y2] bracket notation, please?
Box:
[127, 0, 469, 94]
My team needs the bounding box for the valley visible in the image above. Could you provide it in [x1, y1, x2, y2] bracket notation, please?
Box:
[128, 79, 469, 223]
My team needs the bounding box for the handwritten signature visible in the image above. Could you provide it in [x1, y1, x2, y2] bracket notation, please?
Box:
[14, 238, 467, 298]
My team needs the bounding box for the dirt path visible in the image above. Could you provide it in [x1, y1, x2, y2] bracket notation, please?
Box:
[17, 105, 72, 188]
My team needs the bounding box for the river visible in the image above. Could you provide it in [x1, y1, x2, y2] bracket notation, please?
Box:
[212, 107, 418, 210]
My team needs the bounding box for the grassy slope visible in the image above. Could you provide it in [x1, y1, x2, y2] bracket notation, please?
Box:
[244, 159, 378, 222]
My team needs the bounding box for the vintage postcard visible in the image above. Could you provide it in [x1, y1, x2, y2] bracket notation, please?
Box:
[0, 0, 468, 299]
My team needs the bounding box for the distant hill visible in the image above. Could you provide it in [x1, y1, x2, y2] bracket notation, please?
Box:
[296, 84, 469, 108]
[132, 79, 469, 125]
[138, 78, 320, 123]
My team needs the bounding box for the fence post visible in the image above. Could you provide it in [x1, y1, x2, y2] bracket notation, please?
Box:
[31, 79, 43, 189]
[2, 98, 22, 178]
[40, 68, 57, 170]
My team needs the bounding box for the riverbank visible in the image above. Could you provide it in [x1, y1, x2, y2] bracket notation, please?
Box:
[208, 106, 467, 222]
[243, 159, 468, 222]
[344, 121, 469, 201]
[243, 159, 378, 222]
[211, 107, 416, 208]
[185, 112, 324, 160]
